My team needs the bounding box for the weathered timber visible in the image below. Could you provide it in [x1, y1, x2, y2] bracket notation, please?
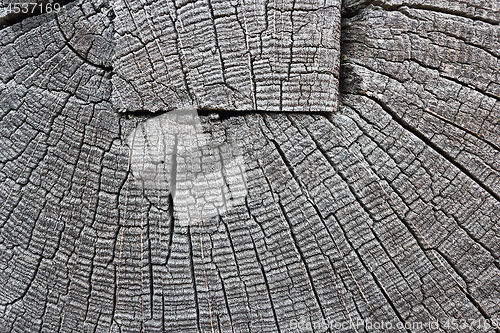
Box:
[0, 0, 499, 332]
[112, 0, 341, 112]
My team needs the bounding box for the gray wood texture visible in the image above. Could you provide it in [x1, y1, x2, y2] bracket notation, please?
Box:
[112, 0, 340, 112]
[0, 0, 499, 332]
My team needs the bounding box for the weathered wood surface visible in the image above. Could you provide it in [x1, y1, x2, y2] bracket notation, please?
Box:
[0, 0, 499, 332]
[112, 0, 340, 112]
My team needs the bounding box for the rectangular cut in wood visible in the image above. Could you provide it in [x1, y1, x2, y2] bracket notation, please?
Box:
[112, 0, 341, 112]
